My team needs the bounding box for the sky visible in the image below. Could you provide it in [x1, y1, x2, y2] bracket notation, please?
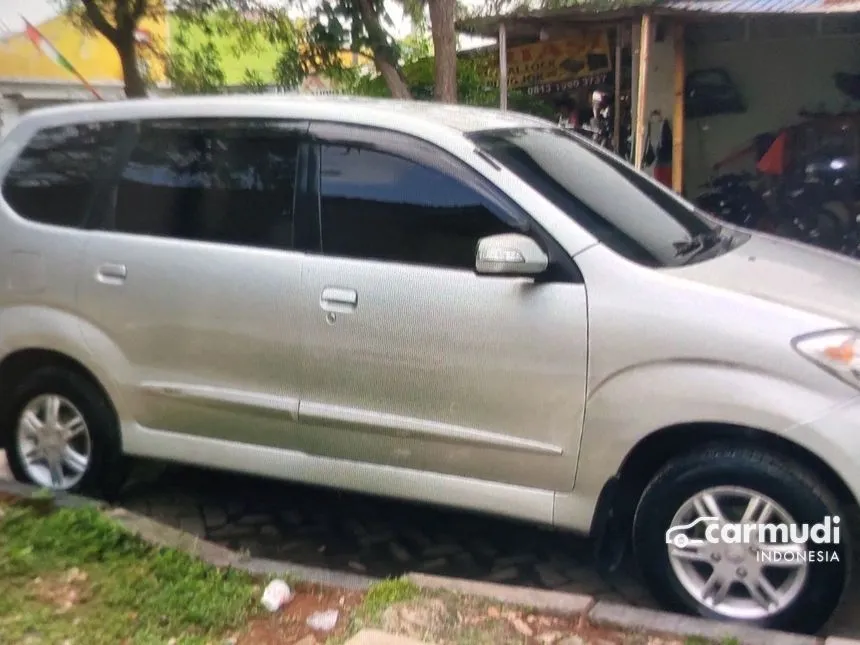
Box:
[0, 0, 490, 45]
[0, 0, 58, 33]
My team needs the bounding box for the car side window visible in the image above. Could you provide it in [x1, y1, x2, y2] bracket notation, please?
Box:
[105, 119, 299, 250]
[2, 122, 119, 228]
[318, 143, 522, 269]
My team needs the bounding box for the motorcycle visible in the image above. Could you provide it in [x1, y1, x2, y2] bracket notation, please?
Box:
[800, 150, 860, 256]
[696, 170, 845, 252]
[696, 172, 773, 231]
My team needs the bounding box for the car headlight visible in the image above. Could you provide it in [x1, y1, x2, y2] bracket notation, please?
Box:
[793, 329, 860, 389]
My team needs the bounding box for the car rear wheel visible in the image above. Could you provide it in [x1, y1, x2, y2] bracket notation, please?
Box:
[3, 366, 126, 498]
[632, 446, 850, 634]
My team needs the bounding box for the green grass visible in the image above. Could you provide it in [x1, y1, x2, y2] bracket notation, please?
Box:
[358, 578, 420, 622]
[686, 637, 732, 645]
[0, 500, 260, 644]
[329, 577, 420, 643]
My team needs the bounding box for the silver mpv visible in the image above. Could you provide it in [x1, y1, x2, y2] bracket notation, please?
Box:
[1, 96, 858, 634]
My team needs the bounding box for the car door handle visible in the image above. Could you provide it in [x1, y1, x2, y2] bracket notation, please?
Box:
[320, 287, 358, 312]
[95, 263, 127, 285]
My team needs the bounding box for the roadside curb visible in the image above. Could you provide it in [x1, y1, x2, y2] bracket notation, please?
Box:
[825, 638, 860, 645]
[109, 506, 380, 590]
[406, 573, 595, 616]
[403, 573, 833, 645]
[0, 478, 378, 591]
[588, 602, 822, 645]
[0, 478, 852, 645]
[0, 478, 96, 508]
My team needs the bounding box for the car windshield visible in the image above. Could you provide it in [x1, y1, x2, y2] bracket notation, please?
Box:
[468, 127, 747, 268]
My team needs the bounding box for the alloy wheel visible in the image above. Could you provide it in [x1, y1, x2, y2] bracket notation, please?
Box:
[667, 485, 808, 620]
[16, 394, 92, 490]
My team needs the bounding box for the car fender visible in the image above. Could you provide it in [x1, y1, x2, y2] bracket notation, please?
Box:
[556, 361, 859, 532]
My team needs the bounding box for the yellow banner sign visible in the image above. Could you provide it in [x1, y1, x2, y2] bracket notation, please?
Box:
[479, 29, 612, 93]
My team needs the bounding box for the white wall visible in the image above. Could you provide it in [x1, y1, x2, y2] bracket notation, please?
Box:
[0, 98, 19, 137]
[683, 24, 860, 192]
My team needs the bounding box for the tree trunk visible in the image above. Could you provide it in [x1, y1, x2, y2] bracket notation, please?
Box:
[375, 57, 412, 100]
[428, 0, 457, 103]
[354, 0, 413, 99]
[118, 37, 148, 98]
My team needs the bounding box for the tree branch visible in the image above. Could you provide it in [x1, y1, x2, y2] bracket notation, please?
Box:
[354, 0, 413, 98]
[132, 0, 149, 20]
[81, 0, 119, 44]
[114, 0, 130, 33]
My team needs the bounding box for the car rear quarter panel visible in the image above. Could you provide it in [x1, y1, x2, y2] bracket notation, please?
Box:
[0, 114, 135, 435]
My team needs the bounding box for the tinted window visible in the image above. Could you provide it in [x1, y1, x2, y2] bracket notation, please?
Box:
[319, 144, 521, 269]
[107, 119, 299, 250]
[469, 128, 744, 267]
[2, 122, 119, 227]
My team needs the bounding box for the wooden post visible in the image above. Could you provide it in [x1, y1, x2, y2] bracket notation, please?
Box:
[613, 24, 623, 153]
[672, 21, 685, 193]
[499, 22, 508, 111]
[633, 12, 652, 170]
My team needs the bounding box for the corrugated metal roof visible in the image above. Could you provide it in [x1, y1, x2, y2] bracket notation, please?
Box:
[662, 0, 860, 13]
[457, 0, 860, 35]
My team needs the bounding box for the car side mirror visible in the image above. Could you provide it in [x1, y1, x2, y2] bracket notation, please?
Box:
[475, 233, 549, 277]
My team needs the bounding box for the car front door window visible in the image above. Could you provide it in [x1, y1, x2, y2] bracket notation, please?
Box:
[318, 143, 524, 269]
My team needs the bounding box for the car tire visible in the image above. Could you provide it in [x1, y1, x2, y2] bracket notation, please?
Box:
[632, 445, 850, 634]
[2, 366, 127, 498]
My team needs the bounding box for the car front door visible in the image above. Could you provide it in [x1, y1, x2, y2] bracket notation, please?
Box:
[292, 122, 589, 492]
[76, 116, 308, 450]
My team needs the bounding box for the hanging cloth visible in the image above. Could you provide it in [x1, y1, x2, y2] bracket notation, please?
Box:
[640, 120, 656, 168]
[653, 119, 673, 187]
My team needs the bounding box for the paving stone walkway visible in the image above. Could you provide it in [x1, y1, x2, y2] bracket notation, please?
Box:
[118, 461, 652, 607]
[2, 454, 859, 637]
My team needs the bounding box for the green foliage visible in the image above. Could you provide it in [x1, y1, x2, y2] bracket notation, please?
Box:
[313, 0, 405, 73]
[165, 31, 227, 94]
[164, 2, 351, 95]
[349, 55, 556, 119]
[400, 31, 433, 64]
[0, 503, 258, 644]
[241, 68, 270, 93]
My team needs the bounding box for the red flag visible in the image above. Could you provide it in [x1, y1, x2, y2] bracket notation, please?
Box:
[21, 17, 103, 100]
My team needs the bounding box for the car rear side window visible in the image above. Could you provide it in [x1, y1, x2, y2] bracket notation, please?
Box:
[318, 144, 521, 269]
[2, 122, 119, 228]
[104, 118, 300, 251]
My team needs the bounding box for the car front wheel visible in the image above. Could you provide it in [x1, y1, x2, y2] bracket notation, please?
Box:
[633, 446, 850, 634]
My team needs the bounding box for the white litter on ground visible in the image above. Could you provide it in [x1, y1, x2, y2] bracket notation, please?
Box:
[307, 608, 339, 631]
[260, 579, 292, 612]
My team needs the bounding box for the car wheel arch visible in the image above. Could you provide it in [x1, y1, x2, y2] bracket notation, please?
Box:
[0, 348, 120, 450]
[590, 421, 856, 570]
